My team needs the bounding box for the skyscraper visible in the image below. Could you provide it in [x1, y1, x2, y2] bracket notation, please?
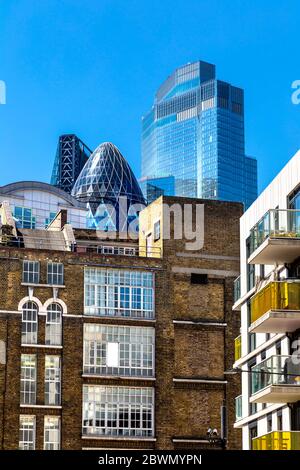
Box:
[51, 134, 92, 194]
[141, 60, 257, 208]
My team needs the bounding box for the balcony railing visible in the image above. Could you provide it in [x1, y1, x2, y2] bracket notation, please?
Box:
[252, 431, 300, 450]
[235, 395, 242, 420]
[234, 335, 242, 362]
[251, 355, 300, 396]
[233, 276, 241, 303]
[249, 209, 300, 256]
[251, 281, 300, 324]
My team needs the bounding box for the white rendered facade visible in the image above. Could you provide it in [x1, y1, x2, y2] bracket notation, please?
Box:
[0, 181, 87, 229]
[234, 150, 300, 450]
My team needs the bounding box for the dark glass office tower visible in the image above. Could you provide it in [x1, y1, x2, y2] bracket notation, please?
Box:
[141, 61, 257, 208]
[51, 134, 92, 194]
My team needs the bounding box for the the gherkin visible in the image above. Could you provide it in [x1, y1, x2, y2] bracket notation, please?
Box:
[72, 142, 146, 231]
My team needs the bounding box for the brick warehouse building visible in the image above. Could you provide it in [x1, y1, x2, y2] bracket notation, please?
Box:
[0, 196, 242, 450]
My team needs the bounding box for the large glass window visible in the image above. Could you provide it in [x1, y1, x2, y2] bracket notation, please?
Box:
[83, 325, 154, 377]
[47, 262, 64, 285]
[44, 416, 60, 450]
[20, 354, 36, 405]
[19, 415, 35, 450]
[21, 302, 38, 344]
[84, 268, 154, 319]
[22, 261, 40, 284]
[45, 304, 62, 346]
[14, 207, 35, 229]
[82, 386, 154, 437]
[45, 356, 61, 405]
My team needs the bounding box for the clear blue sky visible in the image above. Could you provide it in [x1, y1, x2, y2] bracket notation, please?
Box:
[0, 0, 300, 193]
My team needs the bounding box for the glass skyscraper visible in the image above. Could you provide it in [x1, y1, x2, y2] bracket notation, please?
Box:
[141, 61, 257, 208]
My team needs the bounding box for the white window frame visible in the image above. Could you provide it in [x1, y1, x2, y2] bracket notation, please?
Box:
[83, 324, 155, 377]
[45, 356, 61, 406]
[44, 416, 60, 450]
[45, 303, 62, 346]
[82, 385, 154, 438]
[20, 354, 36, 405]
[19, 415, 36, 450]
[22, 261, 40, 284]
[21, 301, 38, 345]
[84, 268, 154, 319]
[47, 262, 64, 286]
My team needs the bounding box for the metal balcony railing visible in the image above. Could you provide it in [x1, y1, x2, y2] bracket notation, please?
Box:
[251, 355, 300, 396]
[251, 281, 300, 324]
[234, 335, 242, 362]
[252, 431, 300, 450]
[249, 209, 300, 255]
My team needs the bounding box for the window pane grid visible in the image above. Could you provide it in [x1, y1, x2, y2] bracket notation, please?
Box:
[45, 304, 62, 346]
[83, 324, 154, 377]
[20, 354, 36, 405]
[45, 356, 61, 405]
[22, 261, 39, 284]
[47, 263, 64, 285]
[84, 268, 154, 319]
[21, 302, 38, 344]
[83, 386, 154, 437]
[19, 415, 35, 450]
[44, 416, 60, 450]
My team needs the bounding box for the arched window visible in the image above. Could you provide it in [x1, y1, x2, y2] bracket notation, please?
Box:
[22, 302, 38, 344]
[45, 304, 62, 346]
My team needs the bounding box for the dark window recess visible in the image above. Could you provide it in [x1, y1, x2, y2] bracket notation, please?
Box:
[191, 273, 208, 285]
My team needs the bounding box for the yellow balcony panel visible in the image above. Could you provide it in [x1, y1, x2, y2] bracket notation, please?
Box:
[234, 335, 242, 361]
[249, 309, 300, 334]
[252, 431, 300, 450]
[250, 281, 300, 333]
[248, 237, 300, 265]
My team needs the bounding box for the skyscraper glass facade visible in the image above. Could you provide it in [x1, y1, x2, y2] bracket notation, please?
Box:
[51, 134, 92, 194]
[141, 61, 257, 208]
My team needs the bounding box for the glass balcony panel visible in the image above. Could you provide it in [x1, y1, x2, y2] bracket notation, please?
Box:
[233, 276, 241, 303]
[251, 281, 300, 324]
[251, 355, 300, 396]
[235, 395, 242, 420]
[252, 431, 300, 450]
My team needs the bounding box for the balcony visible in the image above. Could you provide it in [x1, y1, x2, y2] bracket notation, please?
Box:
[252, 431, 300, 450]
[234, 335, 242, 362]
[249, 281, 300, 333]
[250, 355, 300, 403]
[235, 395, 242, 421]
[248, 209, 300, 265]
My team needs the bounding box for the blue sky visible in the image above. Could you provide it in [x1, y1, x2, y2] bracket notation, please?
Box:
[0, 0, 300, 193]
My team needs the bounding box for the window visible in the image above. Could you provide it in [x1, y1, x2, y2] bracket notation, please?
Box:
[22, 261, 40, 284]
[83, 325, 154, 377]
[21, 302, 38, 344]
[277, 410, 283, 431]
[14, 207, 35, 229]
[45, 212, 57, 228]
[82, 386, 154, 437]
[19, 415, 35, 450]
[44, 416, 60, 450]
[191, 273, 208, 284]
[46, 304, 62, 346]
[249, 421, 258, 450]
[47, 263, 64, 285]
[20, 354, 36, 405]
[267, 413, 272, 433]
[45, 356, 61, 405]
[84, 268, 154, 319]
[153, 221, 160, 241]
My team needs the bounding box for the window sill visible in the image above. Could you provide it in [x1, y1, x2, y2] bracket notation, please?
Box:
[21, 344, 63, 349]
[82, 435, 156, 441]
[21, 283, 65, 288]
[82, 374, 155, 381]
[20, 404, 62, 409]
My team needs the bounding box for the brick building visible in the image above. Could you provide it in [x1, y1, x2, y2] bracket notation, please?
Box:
[0, 196, 242, 450]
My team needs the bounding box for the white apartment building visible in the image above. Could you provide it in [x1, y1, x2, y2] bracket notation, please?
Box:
[233, 150, 300, 450]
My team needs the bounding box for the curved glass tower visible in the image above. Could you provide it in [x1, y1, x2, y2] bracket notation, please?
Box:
[72, 142, 145, 231]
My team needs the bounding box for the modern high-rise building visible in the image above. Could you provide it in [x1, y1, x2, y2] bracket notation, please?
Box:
[141, 60, 257, 208]
[233, 150, 300, 450]
[51, 134, 92, 194]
